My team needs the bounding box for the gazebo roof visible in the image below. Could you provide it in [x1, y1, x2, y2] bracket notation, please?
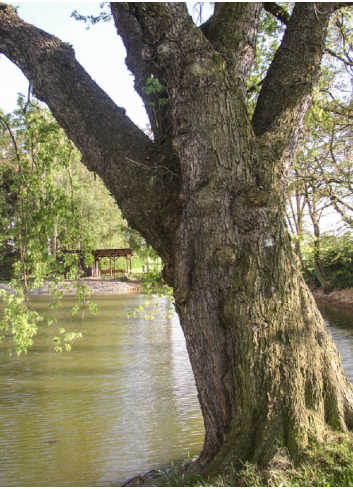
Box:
[92, 248, 134, 259]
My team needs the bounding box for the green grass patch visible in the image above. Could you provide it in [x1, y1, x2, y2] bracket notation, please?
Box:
[212, 431, 353, 487]
[145, 430, 353, 487]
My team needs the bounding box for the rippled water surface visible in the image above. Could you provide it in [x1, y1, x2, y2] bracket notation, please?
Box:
[0, 294, 204, 486]
[1, 296, 353, 486]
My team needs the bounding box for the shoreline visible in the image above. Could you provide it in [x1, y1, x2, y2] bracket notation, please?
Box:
[0, 278, 143, 295]
[313, 287, 353, 310]
[2, 281, 353, 307]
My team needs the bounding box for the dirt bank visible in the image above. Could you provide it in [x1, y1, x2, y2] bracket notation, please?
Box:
[0, 278, 143, 295]
[313, 287, 353, 310]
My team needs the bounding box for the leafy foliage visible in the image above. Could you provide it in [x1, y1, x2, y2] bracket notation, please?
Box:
[142, 76, 168, 107]
[127, 270, 173, 320]
[0, 95, 167, 354]
[0, 97, 103, 354]
[70, 3, 112, 29]
[302, 233, 353, 289]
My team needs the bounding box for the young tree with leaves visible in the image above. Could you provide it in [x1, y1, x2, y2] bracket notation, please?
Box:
[1, 2, 353, 475]
[0, 98, 101, 354]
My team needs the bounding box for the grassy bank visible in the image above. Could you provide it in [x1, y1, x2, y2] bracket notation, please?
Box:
[126, 430, 353, 487]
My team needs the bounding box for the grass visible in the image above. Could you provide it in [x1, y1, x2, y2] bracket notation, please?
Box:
[221, 431, 353, 487]
[147, 430, 353, 487]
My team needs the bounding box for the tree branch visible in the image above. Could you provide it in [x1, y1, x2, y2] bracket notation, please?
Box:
[123, 2, 191, 46]
[333, 2, 353, 11]
[198, 3, 262, 96]
[252, 3, 335, 180]
[263, 3, 291, 26]
[111, 2, 210, 138]
[0, 2, 182, 263]
[110, 3, 168, 139]
[326, 47, 353, 65]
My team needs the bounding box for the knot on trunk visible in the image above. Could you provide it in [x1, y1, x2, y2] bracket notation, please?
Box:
[162, 263, 174, 287]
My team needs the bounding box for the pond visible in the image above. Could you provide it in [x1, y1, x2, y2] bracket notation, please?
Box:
[318, 304, 353, 383]
[0, 296, 353, 486]
[0, 294, 204, 487]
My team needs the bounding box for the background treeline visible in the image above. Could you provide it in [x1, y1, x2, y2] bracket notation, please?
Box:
[0, 96, 156, 281]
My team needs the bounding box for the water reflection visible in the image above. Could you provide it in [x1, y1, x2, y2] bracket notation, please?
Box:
[0, 294, 204, 487]
[1, 296, 353, 486]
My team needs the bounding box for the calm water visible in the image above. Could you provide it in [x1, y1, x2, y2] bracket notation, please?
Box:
[318, 304, 353, 383]
[0, 294, 204, 487]
[1, 297, 353, 486]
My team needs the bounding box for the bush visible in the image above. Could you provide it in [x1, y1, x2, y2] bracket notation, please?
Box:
[302, 232, 353, 289]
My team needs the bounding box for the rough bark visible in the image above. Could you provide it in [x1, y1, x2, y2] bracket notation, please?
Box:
[1, 1, 353, 474]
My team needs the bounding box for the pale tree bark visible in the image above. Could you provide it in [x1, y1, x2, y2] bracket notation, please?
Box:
[286, 187, 318, 289]
[306, 185, 331, 293]
[1, 1, 353, 474]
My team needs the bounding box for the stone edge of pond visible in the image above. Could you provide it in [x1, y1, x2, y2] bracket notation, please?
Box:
[117, 457, 200, 487]
[0, 279, 143, 295]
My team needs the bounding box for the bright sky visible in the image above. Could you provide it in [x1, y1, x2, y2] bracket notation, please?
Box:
[0, 2, 214, 128]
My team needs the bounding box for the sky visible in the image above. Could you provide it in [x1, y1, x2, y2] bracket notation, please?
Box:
[0, 2, 213, 128]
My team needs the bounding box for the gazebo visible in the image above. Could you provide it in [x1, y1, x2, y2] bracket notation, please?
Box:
[91, 248, 134, 278]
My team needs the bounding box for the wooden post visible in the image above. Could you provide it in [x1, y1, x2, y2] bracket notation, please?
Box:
[110, 255, 112, 278]
[126, 256, 129, 274]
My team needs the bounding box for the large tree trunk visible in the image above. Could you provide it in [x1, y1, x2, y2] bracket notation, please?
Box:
[174, 177, 353, 471]
[169, 75, 353, 471]
[1, 1, 353, 475]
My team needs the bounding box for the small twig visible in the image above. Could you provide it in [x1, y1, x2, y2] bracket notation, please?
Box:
[125, 156, 180, 180]
[23, 84, 32, 113]
[325, 47, 353, 66]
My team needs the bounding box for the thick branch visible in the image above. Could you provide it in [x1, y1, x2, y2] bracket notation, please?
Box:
[119, 2, 208, 79]
[252, 3, 335, 179]
[333, 2, 353, 11]
[110, 3, 168, 139]
[111, 2, 208, 138]
[263, 3, 291, 26]
[199, 3, 262, 95]
[123, 2, 191, 46]
[0, 3, 182, 264]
